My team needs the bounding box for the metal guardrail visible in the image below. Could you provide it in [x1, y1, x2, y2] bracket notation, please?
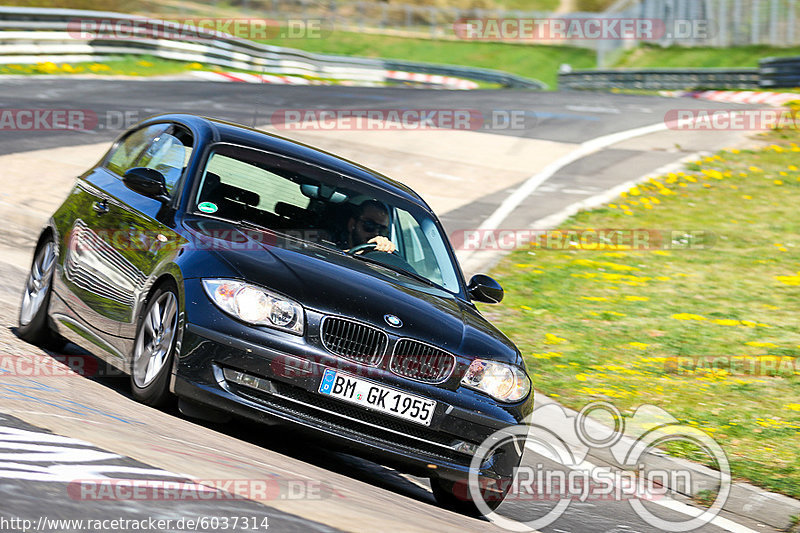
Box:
[558, 68, 761, 91]
[0, 6, 547, 90]
[759, 56, 800, 88]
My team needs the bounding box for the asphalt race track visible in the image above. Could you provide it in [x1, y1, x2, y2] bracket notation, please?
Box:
[0, 78, 776, 533]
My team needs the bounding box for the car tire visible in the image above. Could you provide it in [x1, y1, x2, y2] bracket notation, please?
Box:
[431, 477, 508, 517]
[17, 236, 64, 350]
[130, 283, 180, 407]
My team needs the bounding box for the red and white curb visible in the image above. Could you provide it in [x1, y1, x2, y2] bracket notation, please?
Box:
[384, 70, 479, 90]
[188, 71, 326, 85]
[190, 70, 479, 90]
[662, 90, 800, 106]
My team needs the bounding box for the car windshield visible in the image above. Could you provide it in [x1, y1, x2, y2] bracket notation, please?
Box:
[193, 143, 462, 294]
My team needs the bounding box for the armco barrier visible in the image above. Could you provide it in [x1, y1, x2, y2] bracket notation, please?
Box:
[759, 56, 800, 88]
[0, 6, 547, 90]
[558, 69, 761, 91]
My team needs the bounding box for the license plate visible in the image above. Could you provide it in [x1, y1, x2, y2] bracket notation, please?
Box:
[318, 368, 436, 426]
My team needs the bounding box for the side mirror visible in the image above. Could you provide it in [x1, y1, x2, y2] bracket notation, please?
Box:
[468, 274, 504, 304]
[123, 167, 168, 200]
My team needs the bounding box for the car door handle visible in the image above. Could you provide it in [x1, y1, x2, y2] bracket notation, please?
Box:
[92, 200, 109, 215]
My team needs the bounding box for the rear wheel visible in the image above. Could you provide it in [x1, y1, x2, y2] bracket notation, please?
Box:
[131, 285, 180, 407]
[17, 237, 63, 349]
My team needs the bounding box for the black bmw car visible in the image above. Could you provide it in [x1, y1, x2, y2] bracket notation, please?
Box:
[17, 114, 533, 513]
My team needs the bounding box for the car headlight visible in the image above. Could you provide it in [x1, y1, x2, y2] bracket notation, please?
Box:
[461, 359, 530, 402]
[202, 279, 304, 335]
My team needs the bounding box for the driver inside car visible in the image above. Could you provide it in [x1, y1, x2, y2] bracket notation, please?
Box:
[343, 199, 396, 254]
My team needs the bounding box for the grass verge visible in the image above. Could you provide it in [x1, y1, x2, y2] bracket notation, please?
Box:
[484, 129, 800, 498]
[6, 31, 800, 90]
[0, 56, 206, 77]
[258, 31, 597, 88]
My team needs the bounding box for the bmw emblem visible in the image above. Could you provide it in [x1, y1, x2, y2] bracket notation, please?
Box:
[384, 314, 403, 328]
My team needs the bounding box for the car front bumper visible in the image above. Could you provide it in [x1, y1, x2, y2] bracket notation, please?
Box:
[175, 278, 533, 484]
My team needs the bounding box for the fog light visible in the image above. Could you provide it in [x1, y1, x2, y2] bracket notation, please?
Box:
[223, 368, 277, 394]
[451, 440, 479, 455]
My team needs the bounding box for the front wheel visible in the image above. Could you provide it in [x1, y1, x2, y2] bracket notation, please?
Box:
[431, 477, 509, 516]
[17, 237, 63, 349]
[131, 285, 180, 407]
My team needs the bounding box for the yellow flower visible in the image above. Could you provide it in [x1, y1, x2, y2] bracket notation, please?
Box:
[544, 333, 567, 345]
[742, 195, 752, 200]
[749, 166, 763, 173]
[784, 404, 800, 411]
[136, 60, 153, 67]
[745, 341, 778, 348]
[625, 296, 649, 301]
[789, 165, 799, 171]
[729, 148, 740, 154]
[520, 305, 532, 311]
[776, 272, 800, 285]
[575, 373, 588, 381]
[609, 204, 617, 209]
[713, 319, 740, 326]
[36, 62, 59, 74]
[774, 180, 784, 185]
[671, 313, 707, 321]
[531, 352, 562, 359]
[627, 342, 650, 349]
[187, 62, 204, 69]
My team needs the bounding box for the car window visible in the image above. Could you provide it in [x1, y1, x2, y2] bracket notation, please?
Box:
[194, 144, 461, 294]
[204, 153, 309, 213]
[106, 124, 193, 195]
[395, 207, 459, 292]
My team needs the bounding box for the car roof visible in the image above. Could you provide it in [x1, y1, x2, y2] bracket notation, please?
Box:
[144, 113, 429, 209]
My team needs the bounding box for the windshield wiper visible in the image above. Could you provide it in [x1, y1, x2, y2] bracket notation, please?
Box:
[348, 253, 441, 289]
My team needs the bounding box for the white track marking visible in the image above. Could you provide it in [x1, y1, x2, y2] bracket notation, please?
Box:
[478, 122, 668, 231]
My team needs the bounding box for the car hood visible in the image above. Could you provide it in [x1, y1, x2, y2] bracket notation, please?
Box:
[183, 218, 520, 364]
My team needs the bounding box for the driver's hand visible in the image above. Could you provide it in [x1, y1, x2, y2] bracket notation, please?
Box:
[369, 236, 396, 253]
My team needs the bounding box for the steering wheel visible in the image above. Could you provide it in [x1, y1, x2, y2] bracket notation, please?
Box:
[347, 242, 398, 256]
